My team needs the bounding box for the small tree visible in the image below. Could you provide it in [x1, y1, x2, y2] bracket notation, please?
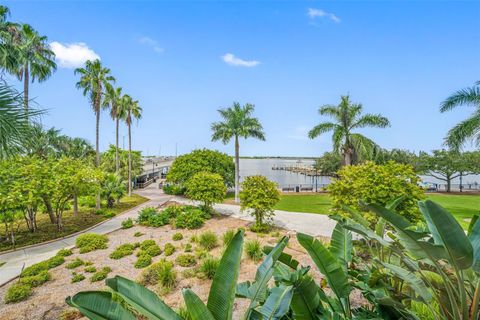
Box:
[240, 175, 280, 232]
[101, 173, 127, 208]
[328, 161, 424, 223]
[185, 172, 226, 213]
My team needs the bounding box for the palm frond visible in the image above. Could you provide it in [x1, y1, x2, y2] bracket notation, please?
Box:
[440, 85, 480, 112]
[352, 114, 390, 129]
[308, 122, 337, 139]
[444, 112, 480, 150]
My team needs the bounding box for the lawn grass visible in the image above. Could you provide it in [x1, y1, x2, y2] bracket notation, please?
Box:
[273, 193, 479, 228]
[0, 194, 148, 252]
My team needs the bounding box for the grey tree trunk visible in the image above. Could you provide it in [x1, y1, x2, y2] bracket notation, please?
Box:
[95, 108, 101, 210]
[115, 117, 120, 174]
[128, 121, 132, 196]
[73, 192, 78, 217]
[234, 135, 240, 203]
[23, 65, 29, 114]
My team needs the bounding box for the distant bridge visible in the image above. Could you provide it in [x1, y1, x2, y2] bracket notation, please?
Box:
[134, 157, 174, 189]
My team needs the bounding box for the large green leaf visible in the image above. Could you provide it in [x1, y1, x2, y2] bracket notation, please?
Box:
[254, 285, 293, 320]
[330, 224, 352, 273]
[333, 216, 391, 248]
[419, 200, 473, 269]
[297, 233, 350, 301]
[66, 291, 135, 320]
[106, 276, 181, 320]
[290, 274, 323, 320]
[263, 245, 299, 270]
[381, 262, 432, 302]
[183, 289, 216, 320]
[236, 236, 289, 311]
[207, 230, 244, 320]
[468, 217, 480, 273]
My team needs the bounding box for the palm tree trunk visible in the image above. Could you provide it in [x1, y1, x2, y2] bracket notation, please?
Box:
[95, 109, 101, 209]
[115, 117, 120, 174]
[23, 65, 29, 114]
[234, 135, 240, 203]
[128, 122, 132, 196]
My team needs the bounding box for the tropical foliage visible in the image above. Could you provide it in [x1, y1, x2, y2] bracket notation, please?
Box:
[185, 172, 227, 212]
[309, 95, 390, 166]
[328, 161, 424, 222]
[211, 102, 265, 202]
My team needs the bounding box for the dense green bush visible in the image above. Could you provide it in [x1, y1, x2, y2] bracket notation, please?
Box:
[84, 266, 96, 273]
[57, 248, 73, 257]
[90, 267, 111, 282]
[166, 149, 235, 188]
[240, 175, 280, 232]
[18, 270, 50, 287]
[110, 243, 136, 259]
[135, 253, 152, 269]
[141, 260, 176, 289]
[199, 256, 220, 279]
[198, 231, 219, 251]
[175, 254, 197, 267]
[172, 232, 183, 241]
[121, 218, 134, 229]
[66, 258, 84, 269]
[184, 172, 227, 212]
[164, 243, 175, 256]
[163, 184, 186, 195]
[21, 255, 65, 277]
[143, 244, 162, 257]
[137, 207, 170, 227]
[173, 207, 206, 229]
[76, 233, 108, 253]
[328, 161, 424, 222]
[184, 243, 192, 252]
[71, 272, 85, 283]
[4, 283, 32, 303]
[244, 239, 262, 262]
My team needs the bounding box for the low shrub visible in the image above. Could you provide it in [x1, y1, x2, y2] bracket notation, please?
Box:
[162, 205, 184, 218]
[164, 243, 175, 256]
[78, 196, 96, 208]
[137, 207, 170, 227]
[163, 184, 186, 195]
[250, 224, 271, 234]
[135, 254, 152, 269]
[144, 244, 162, 257]
[141, 260, 176, 289]
[60, 309, 82, 320]
[71, 272, 85, 283]
[18, 270, 50, 287]
[90, 267, 111, 282]
[198, 231, 218, 251]
[4, 283, 32, 303]
[76, 233, 108, 253]
[172, 232, 183, 241]
[245, 239, 263, 262]
[66, 258, 84, 269]
[110, 243, 136, 259]
[194, 247, 208, 259]
[184, 243, 193, 252]
[181, 268, 197, 279]
[199, 256, 220, 279]
[174, 208, 206, 229]
[139, 239, 157, 250]
[134, 231, 144, 237]
[84, 266, 96, 273]
[57, 248, 73, 257]
[121, 218, 134, 229]
[190, 234, 198, 243]
[222, 230, 235, 247]
[175, 254, 196, 267]
[21, 255, 65, 277]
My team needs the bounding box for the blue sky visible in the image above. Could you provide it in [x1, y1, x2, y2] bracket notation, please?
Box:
[4, 1, 480, 157]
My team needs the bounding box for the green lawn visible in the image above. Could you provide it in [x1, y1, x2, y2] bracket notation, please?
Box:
[274, 193, 480, 227]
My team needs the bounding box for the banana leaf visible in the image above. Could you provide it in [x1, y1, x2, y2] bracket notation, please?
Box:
[290, 273, 323, 320]
[253, 285, 293, 320]
[380, 262, 432, 302]
[419, 200, 473, 270]
[207, 230, 244, 320]
[468, 216, 480, 273]
[65, 291, 135, 320]
[297, 233, 350, 301]
[468, 215, 479, 236]
[263, 245, 299, 270]
[330, 224, 352, 273]
[106, 276, 181, 320]
[183, 289, 216, 320]
[340, 206, 370, 228]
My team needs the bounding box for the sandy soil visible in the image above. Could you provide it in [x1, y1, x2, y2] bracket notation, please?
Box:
[0, 206, 362, 320]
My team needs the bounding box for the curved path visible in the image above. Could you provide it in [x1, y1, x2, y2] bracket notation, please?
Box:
[0, 184, 337, 287]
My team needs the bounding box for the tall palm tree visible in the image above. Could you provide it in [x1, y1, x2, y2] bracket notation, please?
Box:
[14, 24, 56, 113]
[211, 102, 265, 203]
[440, 81, 480, 150]
[308, 95, 390, 166]
[118, 94, 142, 196]
[103, 86, 123, 174]
[75, 59, 115, 209]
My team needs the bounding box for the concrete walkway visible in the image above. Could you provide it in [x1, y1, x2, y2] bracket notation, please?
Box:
[0, 184, 337, 286]
[0, 185, 172, 287]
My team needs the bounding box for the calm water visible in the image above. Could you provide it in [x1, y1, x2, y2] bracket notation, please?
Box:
[239, 158, 331, 188]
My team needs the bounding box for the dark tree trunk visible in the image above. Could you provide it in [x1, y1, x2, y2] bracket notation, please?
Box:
[446, 177, 451, 193]
[42, 197, 57, 224]
[73, 192, 79, 217]
[234, 135, 240, 203]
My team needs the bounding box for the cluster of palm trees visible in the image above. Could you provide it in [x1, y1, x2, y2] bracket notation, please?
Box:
[75, 59, 142, 208]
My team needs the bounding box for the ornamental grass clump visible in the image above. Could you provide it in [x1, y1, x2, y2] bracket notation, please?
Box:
[66, 258, 84, 269]
[222, 229, 235, 247]
[199, 256, 220, 279]
[121, 218, 134, 229]
[245, 239, 263, 262]
[141, 259, 176, 290]
[90, 267, 112, 282]
[175, 254, 196, 267]
[164, 243, 175, 256]
[198, 231, 218, 251]
[172, 232, 183, 241]
[71, 272, 85, 283]
[76, 233, 108, 253]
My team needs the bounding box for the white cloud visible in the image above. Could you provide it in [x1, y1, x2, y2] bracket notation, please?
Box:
[221, 53, 260, 67]
[50, 42, 100, 68]
[139, 36, 164, 54]
[307, 8, 341, 23]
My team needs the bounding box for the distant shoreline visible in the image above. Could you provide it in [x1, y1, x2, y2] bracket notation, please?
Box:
[239, 156, 318, 160]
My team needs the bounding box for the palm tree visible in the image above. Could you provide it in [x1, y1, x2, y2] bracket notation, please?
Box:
[440, 81, 480, 150]
[14, 24, 56, 113]
[0, 82, 42, 158]
[118, 94, 142, 196]
[211, 102, 265, 203]
[103, 86, 123, 174]
[0, 6, 19, 78]
[308, 95, 390, 166]
[75, 59, 115, 209]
